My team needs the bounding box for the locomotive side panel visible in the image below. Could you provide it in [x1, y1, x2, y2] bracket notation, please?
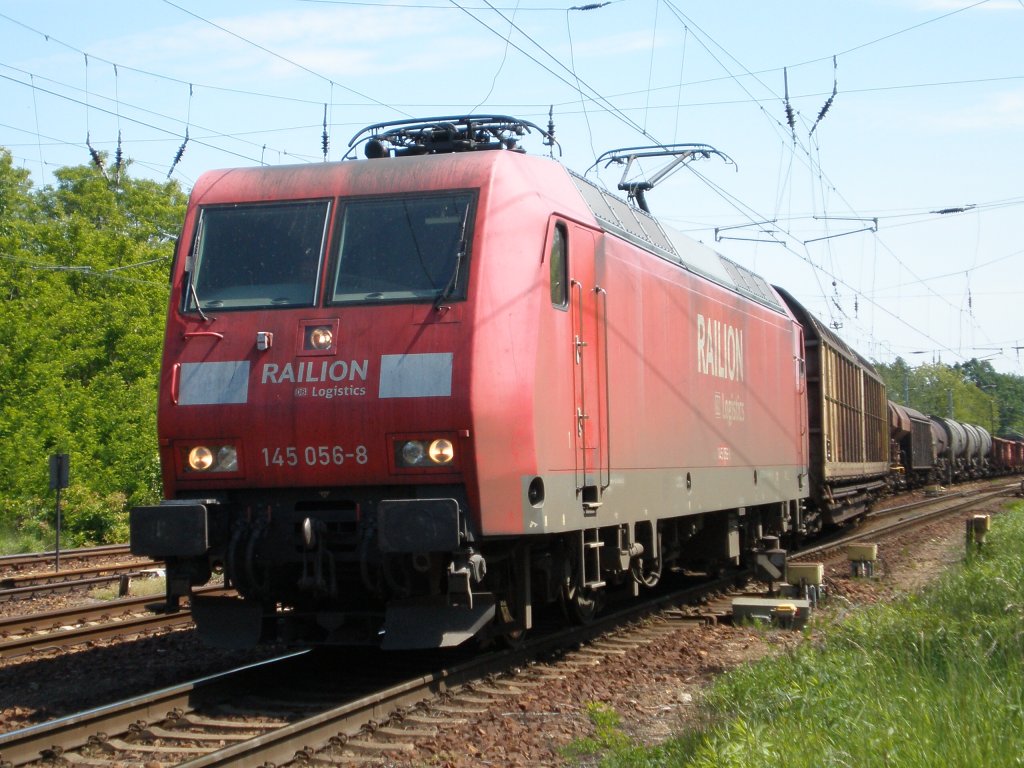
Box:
[509, 209, 808, 543]
[601, 238, 806, 509]
[452, 150, 808, 541]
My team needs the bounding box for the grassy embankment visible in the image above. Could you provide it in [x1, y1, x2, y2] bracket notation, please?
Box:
[0, 522, 50, 555]
[565, 500, 1024, 767]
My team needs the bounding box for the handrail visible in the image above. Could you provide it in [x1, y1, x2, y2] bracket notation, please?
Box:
[183, 331, 225, 341]
[170, 363, 180, 405]
[596, 285, 611, 491]
[570, 279, 588, 491]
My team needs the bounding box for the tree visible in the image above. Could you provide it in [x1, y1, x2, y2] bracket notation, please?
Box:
[0, 150, 186, 545]
[875, 357, 1024, 437]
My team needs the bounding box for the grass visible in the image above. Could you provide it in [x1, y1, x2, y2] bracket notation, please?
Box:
[89, 574, 167, 601]
[560, 703, 635, 761]
[563, 501, 1024, 768]
[0, 521, 51, 555]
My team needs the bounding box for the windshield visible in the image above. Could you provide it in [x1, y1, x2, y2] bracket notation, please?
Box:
[330, 193, 474, 304]
[187, 200, 330, 311]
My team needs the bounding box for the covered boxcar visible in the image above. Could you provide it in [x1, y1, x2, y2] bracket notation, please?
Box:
[992, 436, 1014, 473]
[888, 401, 936, 488]
[774, 288, 889, 527]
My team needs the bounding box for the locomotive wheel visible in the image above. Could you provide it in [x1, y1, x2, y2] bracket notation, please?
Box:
[558, 539, 605, 624]
[560, 581, 604, 624]
[498, 623, 527, 649]
[495, 591, 527, 648]
[491, 552, 528, 648]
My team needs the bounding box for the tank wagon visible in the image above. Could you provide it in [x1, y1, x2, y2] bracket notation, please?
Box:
[929, 416, 995, 484]
[965, 423, 993, 476]
[894, 410, 1011, 485]
[130, 116, 811, 649]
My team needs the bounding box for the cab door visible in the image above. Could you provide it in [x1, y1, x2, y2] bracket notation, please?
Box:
[568, 225, 607, 512]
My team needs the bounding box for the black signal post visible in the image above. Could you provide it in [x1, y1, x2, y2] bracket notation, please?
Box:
[49, 453, 69, 571]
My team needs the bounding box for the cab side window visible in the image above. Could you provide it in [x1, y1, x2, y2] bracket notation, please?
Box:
[550, 222, 568, 308]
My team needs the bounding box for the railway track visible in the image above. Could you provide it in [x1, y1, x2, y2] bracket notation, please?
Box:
[0, 587, 233, 659]
[0, 572, 730, 767]
[0, 565, 159, 605]
[0, 561, 153, 590]
[1, 482, 1017, 766]
[0, 551, 160, 604]
[793, 482, 1018, 563]
[0, 544, 130, 572]
[0, 610, 194, 660]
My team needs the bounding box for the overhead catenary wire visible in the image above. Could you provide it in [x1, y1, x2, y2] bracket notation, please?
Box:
[0, 8, 406, 175]
[1, 2, 1018, 371]
[159, 0, 409, 118]
[0, 71, 272, 167]
[652, 5, 986, 342]
[167, 84, 192, 178]
[0, 251, 169, 287]
[452, 0, 651, 140]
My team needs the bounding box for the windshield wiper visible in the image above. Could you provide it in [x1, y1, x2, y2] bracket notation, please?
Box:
[185, 217, 210, 321]
[434, 205, 471, 309]
[189, 279, 210, 321]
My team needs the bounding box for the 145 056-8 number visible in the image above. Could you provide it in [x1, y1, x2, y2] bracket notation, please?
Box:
[261, 445, 368, 467]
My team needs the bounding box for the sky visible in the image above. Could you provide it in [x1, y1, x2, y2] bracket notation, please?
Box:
[2, 0, 1023, 375]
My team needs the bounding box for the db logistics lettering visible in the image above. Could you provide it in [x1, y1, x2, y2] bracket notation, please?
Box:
[311, 385, 367, 399]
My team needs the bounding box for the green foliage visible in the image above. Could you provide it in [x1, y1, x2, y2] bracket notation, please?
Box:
[0, 147, 185, 547]
[58, 486, 131, 546]
[1, 484, 130, 553]
[0, 511, 51, 555]
[560, 702, 639, 763]
[876, 357, 1024, 437]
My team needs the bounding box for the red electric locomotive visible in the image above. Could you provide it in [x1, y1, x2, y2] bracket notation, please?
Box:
[130, 116, 810, 649]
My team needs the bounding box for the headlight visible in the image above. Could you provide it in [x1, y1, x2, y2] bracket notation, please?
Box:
[188, 446, 215, 471]
[186, 444, 238, 472]
[428, 439, 454, 465]
[396, 437, 457, 468]
[401, 441, 427, 466]
[217, 445, 239, 472]
[308, 327, 333, 350]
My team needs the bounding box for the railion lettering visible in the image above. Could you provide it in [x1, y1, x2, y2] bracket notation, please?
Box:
[261, 360, 369, 385]
[696, 313, 745, 382]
